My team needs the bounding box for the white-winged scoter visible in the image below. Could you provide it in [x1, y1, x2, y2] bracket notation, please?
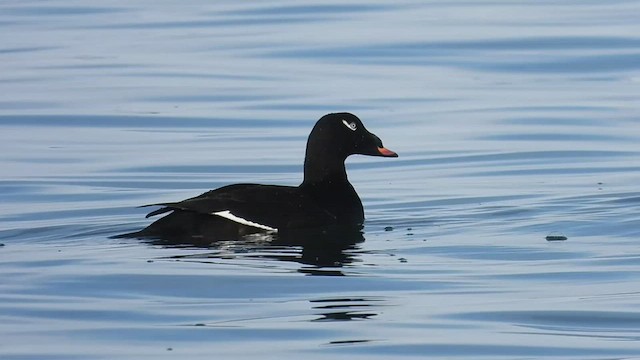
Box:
[120, 112, 397, 240]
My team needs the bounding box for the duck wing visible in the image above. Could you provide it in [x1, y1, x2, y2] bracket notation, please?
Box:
[141, 183, 335, 230]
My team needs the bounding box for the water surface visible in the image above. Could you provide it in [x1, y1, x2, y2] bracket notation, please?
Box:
[1, 1, 640, 359]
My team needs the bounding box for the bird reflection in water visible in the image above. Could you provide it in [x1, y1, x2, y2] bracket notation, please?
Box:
[138, 225, 366, 274]
[310, 297, 382, 322]
[128, 228, 384, 326]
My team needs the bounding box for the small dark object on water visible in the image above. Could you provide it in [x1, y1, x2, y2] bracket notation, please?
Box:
[384, 226, 394, 231]
[0, 243, 5, 247]
[546, 232, 568, 241]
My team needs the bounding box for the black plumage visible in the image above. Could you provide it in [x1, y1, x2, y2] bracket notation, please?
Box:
[117, 112, 397, 241]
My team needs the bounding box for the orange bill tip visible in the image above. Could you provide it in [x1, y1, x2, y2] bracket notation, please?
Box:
[377, 147, 398, 157]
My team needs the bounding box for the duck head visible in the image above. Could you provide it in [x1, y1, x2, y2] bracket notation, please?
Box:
[307, 112, 398, 160]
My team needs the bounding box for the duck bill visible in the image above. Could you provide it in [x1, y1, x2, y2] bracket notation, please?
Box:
[376, 146, 398, 157]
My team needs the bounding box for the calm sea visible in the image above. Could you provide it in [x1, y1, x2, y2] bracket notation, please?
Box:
[1, 1, 640, 359]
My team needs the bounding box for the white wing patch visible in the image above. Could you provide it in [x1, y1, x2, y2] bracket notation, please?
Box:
[342, 119, 357, 131]
[212, 210, 277, 232]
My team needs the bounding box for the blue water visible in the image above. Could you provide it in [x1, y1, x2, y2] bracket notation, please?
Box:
[1, 1, 640, 359]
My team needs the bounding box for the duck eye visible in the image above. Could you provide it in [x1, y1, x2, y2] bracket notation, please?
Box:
[342, 119, 357, 131]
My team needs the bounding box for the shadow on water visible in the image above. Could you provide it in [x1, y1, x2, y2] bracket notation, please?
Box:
[137, 226, 366, 275]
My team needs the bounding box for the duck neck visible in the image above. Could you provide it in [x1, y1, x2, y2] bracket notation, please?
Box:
[301, 152, 348, 187]
[300, 148, 364, 225]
